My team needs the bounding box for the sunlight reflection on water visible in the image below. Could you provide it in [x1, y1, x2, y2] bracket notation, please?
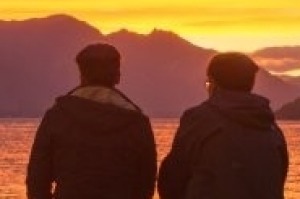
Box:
[0, 119, 299, 199]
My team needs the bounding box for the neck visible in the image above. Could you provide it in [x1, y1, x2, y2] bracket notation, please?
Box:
[82, 83, 115, 89]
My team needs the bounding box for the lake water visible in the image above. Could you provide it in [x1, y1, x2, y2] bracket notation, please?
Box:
[0, 119, 299, 199]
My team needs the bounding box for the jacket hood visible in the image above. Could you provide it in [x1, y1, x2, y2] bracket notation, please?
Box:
[208, 89, 275, 129]
[51, 86, 145, 134]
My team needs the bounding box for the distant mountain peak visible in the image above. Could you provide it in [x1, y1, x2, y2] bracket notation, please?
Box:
[0, 14, 78, 24]
[0, 14, 102, 36]
[107, 28, 141, 36]
[149, 28, 180, 38]
[108, 28, 178, 37]
[41, 14, 101, 33]
[0, 15, 298, 117]
[148, 28, 217, 53]
[107, 28, 185, 41]
[276, 97, 300, 120]
[43, 14, 77, 21]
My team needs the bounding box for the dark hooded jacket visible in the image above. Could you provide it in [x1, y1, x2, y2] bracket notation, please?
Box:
[27, 86, 157, 199]
[158, 89, 288, 199]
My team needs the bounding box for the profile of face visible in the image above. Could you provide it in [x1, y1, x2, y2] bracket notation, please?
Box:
[205, 76, 217, 97]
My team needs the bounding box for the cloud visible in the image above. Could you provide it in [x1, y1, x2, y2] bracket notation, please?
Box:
[185, 16, 300, 27]
[251, 46, 300, 74]
[270, 69, 300, 77]
[253, 57, 300, 72]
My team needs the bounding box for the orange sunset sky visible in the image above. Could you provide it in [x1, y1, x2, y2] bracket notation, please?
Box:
[1, 0, 300, 52]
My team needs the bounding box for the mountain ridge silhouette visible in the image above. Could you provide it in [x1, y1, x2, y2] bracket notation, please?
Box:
[0, 15, 298, 117]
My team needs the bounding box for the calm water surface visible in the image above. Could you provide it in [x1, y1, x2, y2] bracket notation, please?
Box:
[0, 118, 299, 199]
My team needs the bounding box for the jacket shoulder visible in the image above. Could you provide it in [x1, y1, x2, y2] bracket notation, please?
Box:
[173, 101, 224, 146]
[181, 101, 218, 123]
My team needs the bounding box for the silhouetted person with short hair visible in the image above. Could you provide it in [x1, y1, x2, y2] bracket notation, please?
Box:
[158, 52, 288, 199]
[27, 43, 157, 199]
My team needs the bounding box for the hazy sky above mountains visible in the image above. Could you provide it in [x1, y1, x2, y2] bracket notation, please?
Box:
[1, 0, 300, 52]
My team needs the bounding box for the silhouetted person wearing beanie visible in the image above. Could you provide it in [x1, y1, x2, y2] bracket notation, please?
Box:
[158, 52, 288, 199]
[27, 43, 157, 199]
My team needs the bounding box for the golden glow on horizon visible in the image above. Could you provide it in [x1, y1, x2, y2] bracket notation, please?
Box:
[1, 0, 300, 53]
[270, 69, 300, 77]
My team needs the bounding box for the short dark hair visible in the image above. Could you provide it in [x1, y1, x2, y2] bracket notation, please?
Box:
[207, 52, 259, 92]
[76, 43, 121, 87]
